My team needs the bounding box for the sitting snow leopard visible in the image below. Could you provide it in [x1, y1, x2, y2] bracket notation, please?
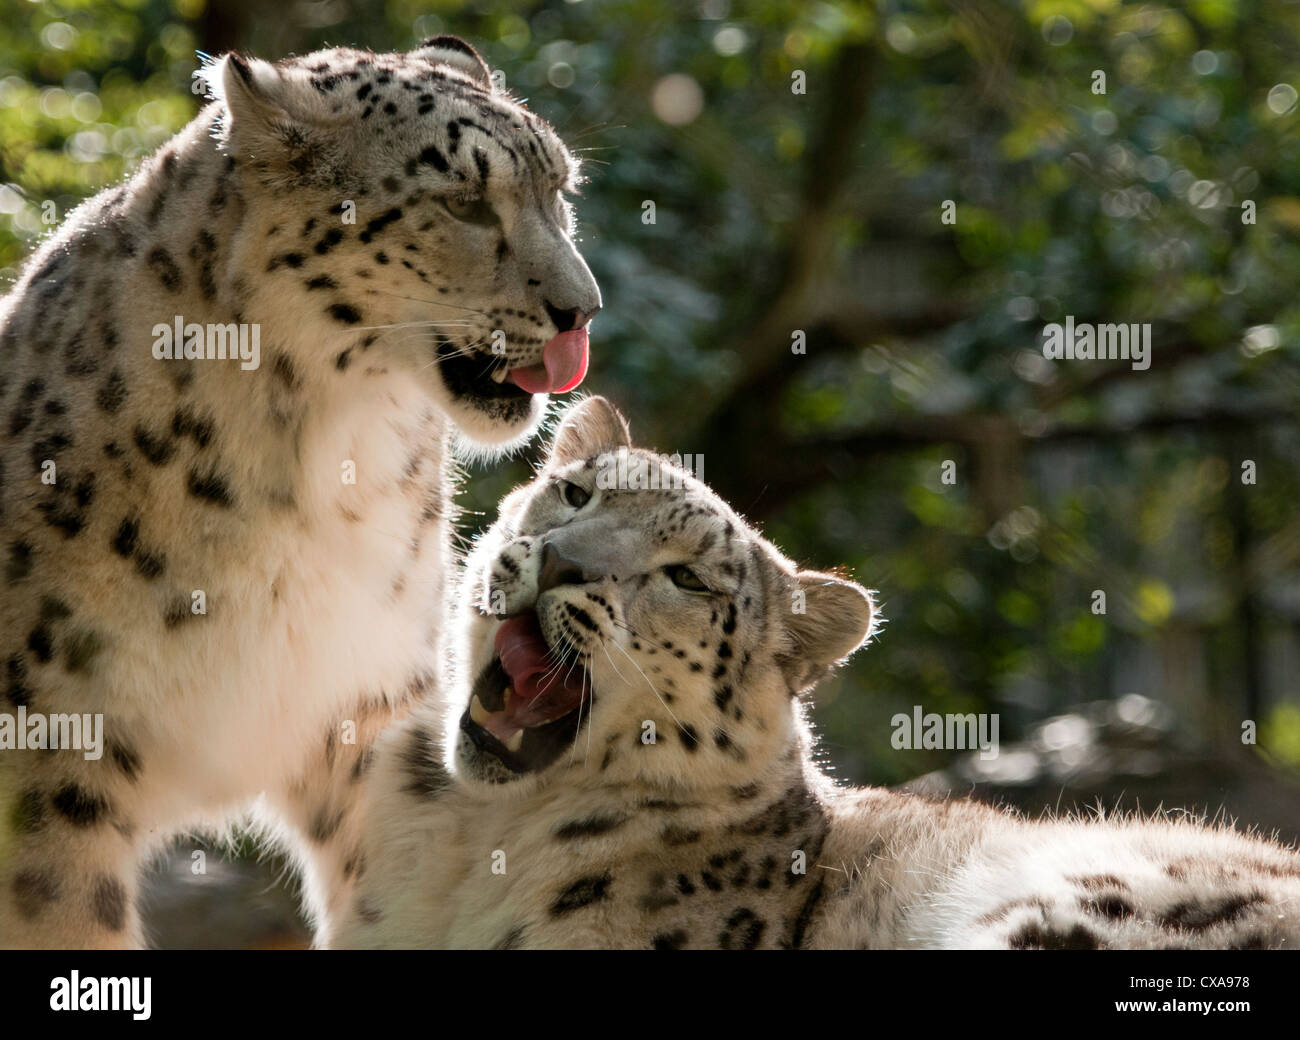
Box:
[0, 36, 600, 948]
[338, 396, 1300, 949]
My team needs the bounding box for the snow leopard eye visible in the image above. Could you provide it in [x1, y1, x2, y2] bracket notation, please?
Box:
[444, 193, 496, 225]
[666, 564, 709, 593]
[559, 480, 591, 509]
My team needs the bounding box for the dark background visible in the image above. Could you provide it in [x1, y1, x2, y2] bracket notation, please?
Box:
[3, 0, 1299, 946]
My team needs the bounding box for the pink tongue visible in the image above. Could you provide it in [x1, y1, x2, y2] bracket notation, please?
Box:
[492, 613, 586, 730]
[506, 329, 589, 395]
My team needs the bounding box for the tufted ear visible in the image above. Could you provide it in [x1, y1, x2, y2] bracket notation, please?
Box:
[208, 53, 343, 188]
[779, 571, 876, 692]
[413, 35, 492, 90]
[547, 396, 631, 467]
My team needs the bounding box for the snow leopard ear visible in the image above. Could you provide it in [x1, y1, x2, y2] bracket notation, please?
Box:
[211, 54, 344, 188]
[413, 35, 493, 90]
[779, 571, 876, 692]
[548, 396, 632, 467]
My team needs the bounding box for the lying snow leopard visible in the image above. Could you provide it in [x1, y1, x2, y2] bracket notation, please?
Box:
[0, 36, 600, 948]
[338, 396, 1300, 949]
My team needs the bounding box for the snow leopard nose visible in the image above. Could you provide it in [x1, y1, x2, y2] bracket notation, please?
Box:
[544, 300, 600, 333]
[537, 541, 592, 595]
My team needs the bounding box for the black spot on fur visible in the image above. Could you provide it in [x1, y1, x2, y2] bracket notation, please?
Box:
[91, 874, 127, 931]
[191, 229, 217, 299]
[108, 740, 142, 781]
[8, 378, 44, 436]
[5, 656, 32, 708]
[29, 429, 72, 469]
[785, 878, 826, 949]
[145, 247, 182, 292]
[39, 597, 71, 624]
[132, 424, 175, 466]
[111, 516, 138, 558]
[163, 596, 190, 630]
[718, 908, 765, 950]
[186, 467, 236, 508]
[563, 603, 597, 632]
[132, 549, 165, 581]
[417, 145, 449, 173]
[95, 369, 128, 413]
[1008, 922, 1100, 950]
[652, 930, 688, 950]
[554, 813, 628, 840]
[360, 207, 403, 243]
[551, 874, 611, 915]
[1160, 892, 1265, 932]
[314, 228, 343, 254]
[661, 824, 700, 846]
[51, 783, 109, 827]
[171, 408, 213, 449]
[11, 869, 59, 921]
[6, 541, 34, 584]
[328, 303, 361, 325]
[309, 806, 345, 844]
[401, 724, 450, 798]
[27, 624, 54, 663]
[268, 252, 306, 271]
[1082, 894, 1134, 920]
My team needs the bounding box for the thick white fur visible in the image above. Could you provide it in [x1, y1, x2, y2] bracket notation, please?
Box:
[0, 38, 596, 948]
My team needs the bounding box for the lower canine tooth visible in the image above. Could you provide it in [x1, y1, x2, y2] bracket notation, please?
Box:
[469, 695, 490, 726]
[504, 730, 524, 752]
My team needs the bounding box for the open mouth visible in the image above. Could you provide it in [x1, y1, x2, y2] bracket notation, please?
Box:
[436, 329, 589, 402]
[459, 610, 591, 774]
[436, 341, 530, 402]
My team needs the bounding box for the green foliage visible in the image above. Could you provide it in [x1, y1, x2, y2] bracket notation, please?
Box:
[3, 0, 1299, 788]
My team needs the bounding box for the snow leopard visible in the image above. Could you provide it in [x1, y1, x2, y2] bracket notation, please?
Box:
[0, 36, 600, 948]
[338, 396, 1300, 949]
